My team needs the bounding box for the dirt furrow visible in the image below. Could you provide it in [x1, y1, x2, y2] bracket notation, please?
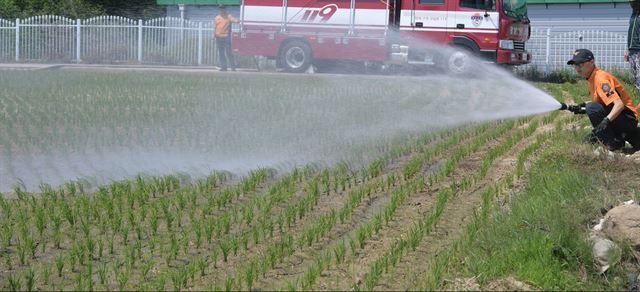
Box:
[191, 156, 423, 289]
[251, 128, 482, 290]
[376, 120, 555, 290]
[312, 125, 508, 291]
[189, 175, 352, 288]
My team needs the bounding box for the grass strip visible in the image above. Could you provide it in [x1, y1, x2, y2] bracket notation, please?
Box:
[425, 121, 626, 290]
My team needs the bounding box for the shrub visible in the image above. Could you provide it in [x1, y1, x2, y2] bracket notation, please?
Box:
[517, 66, 579, 83]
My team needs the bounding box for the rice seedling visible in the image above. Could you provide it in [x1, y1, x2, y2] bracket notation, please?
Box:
[61, 201, 76, 227]
[349, 238, 357, 256]
[34, 206, 47, 238]
[121, 226, 129, 246]
[180, 230, 190, 255]
[333, 241, 346, 264]
[194, 222, 203, 249]
[187, 262, 197, 285]
[224, 276, 235, 291]
[24, 268, 35, 292]
[150, 207, 159, 235]
[108, 236, 115, 255]
[7, 273, 21, 291]
[240, 233, 250, 251]
[244, 261, 256, 290]
[155, 274, 167, 291]
[116, 266, 130, 290]
[55, 255, 64, 277]
[170, 269, 184, 291]
[86, 262, 94, 291]
[286, 280, 297, 292]
[220, 241, 230, 262]
[16, 241, 27, 265]
[41, 265, 50, 286]
[196, 257, 207, 276]
[210, 246, 219, 269]
[98, 262, 108, 285]
[251, 224, 260, 245]
[1, 224, 13, 249]
[231, 236, 239, 256]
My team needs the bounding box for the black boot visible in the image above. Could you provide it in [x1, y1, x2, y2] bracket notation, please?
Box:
[608, 136, 625, 151]
[626, 127, 640, 152]
[583, 132, 599, 144]
[619, 127, 640, 154]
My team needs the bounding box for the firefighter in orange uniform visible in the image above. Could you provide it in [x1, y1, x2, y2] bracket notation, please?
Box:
[568, 48, 640, 152]
[214, 5, 237, 71]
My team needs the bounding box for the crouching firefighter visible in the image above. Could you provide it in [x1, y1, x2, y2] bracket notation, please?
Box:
[563, 48, 640, 152]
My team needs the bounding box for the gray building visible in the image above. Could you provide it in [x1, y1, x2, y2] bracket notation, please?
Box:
[528, 0, 631, 31]
[157, 0, 240, 23]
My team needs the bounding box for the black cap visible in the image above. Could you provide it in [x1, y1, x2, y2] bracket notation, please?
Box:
[567, 49, 594, 65]
[218, 4, 226, 8]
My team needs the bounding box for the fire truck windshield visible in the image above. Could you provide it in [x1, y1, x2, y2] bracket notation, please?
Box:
[502, 0, 527, 19]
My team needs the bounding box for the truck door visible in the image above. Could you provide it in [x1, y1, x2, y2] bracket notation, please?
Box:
[403, 0, 449, 44]
[452, 0, 499, 52]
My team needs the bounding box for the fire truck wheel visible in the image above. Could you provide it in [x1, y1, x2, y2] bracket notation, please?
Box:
[279, 40, 313, 73]
[445, 47, 472, 75]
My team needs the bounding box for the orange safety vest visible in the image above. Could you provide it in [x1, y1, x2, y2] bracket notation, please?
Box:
[214, 14, 236, 38]
[587, 68, 638, 120]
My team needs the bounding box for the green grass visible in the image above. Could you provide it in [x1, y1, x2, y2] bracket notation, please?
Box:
[428, 81, 640, 290]
[464, 147, 598, 289]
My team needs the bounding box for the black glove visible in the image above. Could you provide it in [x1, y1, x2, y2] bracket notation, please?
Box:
[594, 117, 610, 135]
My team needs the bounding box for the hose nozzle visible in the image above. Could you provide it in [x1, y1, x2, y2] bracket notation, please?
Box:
[559, 102, 568, 110]
[559, 102, 587, 114]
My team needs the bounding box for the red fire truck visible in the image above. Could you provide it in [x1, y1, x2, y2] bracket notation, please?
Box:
[231, 0, 530, 73]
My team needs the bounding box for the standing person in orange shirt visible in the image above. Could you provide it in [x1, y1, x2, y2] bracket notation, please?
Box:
[568, 49, 640, 153]
[214, 5, 237, 71]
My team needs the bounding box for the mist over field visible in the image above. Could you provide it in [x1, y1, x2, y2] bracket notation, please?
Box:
[0, 67, 557, 192]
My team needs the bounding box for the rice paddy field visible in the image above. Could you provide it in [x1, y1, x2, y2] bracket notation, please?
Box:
[0, 69, 638, 291]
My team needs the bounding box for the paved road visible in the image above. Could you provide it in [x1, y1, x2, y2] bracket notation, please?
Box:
[0, 63, 262, 73]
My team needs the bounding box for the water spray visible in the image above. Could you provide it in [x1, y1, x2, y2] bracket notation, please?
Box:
[0, 63, 562, 192]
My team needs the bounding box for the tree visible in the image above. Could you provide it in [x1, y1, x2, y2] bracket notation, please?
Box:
[0, 0, 20, 19]
[87, 0, 164, 19]
[52, 0, 105, 18]
[0, 0, 164, 20]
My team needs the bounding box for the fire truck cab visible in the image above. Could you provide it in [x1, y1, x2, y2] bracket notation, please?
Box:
[232, 0, 530, 73]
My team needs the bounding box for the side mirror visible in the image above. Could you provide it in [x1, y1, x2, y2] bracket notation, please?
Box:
[484, 0, 494, 10]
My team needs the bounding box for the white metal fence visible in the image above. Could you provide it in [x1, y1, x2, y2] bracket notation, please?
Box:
[0, 15, 222, 66]
[526, 27, 628, 73]
[0, 15, 632, 72]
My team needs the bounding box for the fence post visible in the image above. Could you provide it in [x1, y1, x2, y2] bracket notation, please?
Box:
[76, 19, 81, 63]
[545, 27, 551, 74]
[198, 22, 203, 66]
[180, 18, 185, 41]
[213, 37, 218, 66]
[15, 18, 19, 62]
[138, 19, 143, 63]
